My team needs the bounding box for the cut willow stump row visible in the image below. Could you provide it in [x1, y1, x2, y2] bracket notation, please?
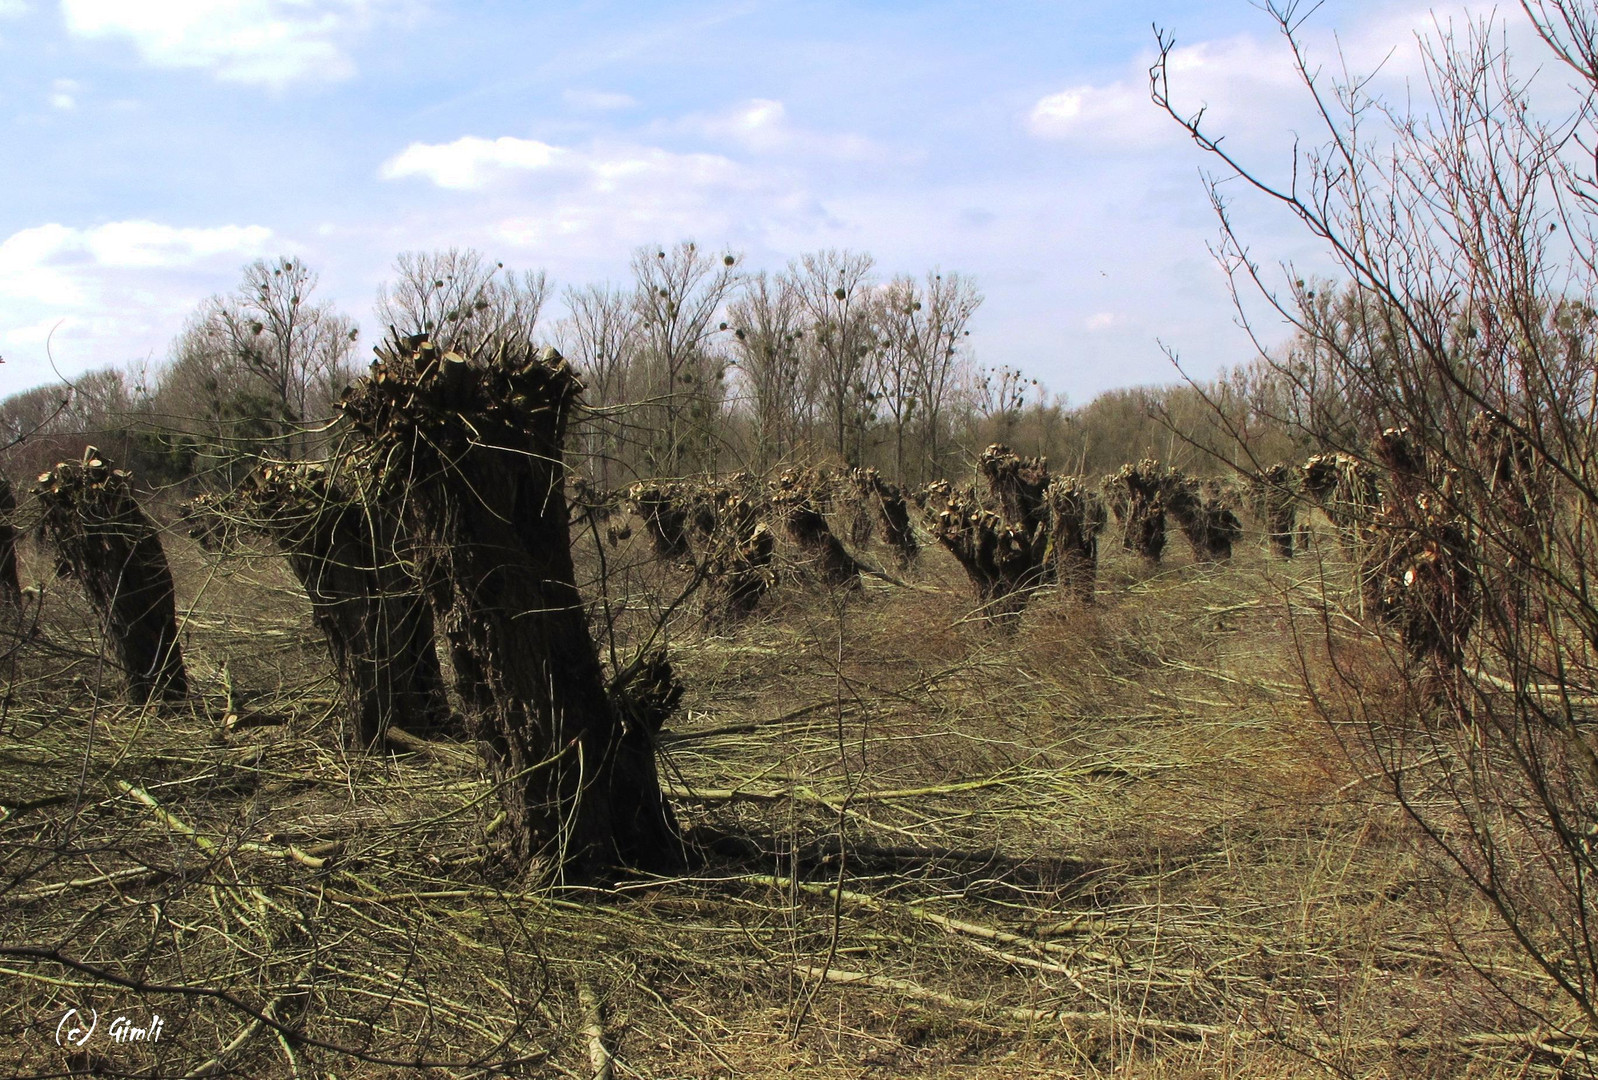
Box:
[339, 337, 681, 876]
[701, 493, 776, 624]
[626, 481, 693, 561]
[189, 460, 454, 749]
[850, 467, 919, 567]
[1301, 452, 1380, 552]
[978, 443, 1051, 539]
[1166, 478, 1243, 562]
[1103, 460, 1172, 565]
[34, 447, 187, 703]
[1249, 464, 1299, 559]
[1364, 427, 1477, 671]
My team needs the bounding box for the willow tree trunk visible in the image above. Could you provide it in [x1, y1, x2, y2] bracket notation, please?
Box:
[222, 461, 454, 748]
[1043, 477, 1105, 603]
[34, 448, 187, 703]
[869, 472, 919, 568]
[627, 483, 692, 561]
[921, 481, 1045, 622]
[340, 338, 680, 877]
[0, 473, 20, 604]
[778, 497, 864, 589]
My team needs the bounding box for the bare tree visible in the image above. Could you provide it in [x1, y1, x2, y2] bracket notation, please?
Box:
[557, 283, 640, 488]
[729, 271, 811, 471]
[375, 248, 549, 357]
[788, 249, 878, 465]
[875, 271, 982, 483]
[911, 271, 981, 480]
[970, 364, 1039, 448]
[175, 258, 357, 460]
[631, 242, 742, 476]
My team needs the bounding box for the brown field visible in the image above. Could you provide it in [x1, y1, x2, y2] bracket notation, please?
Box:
[0, 504, 1580, 1079]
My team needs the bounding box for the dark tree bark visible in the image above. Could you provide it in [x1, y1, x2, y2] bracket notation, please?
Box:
[0, 473, 21, 604]
[339, 337, 680, 877]
[1364, 427, 1477, 670]
[979, 444, 1051, 539]
[1165, 478, 1243, 561]
[1301, 452, 1381, 552]
[34, 447, 187, 703]
[189, 460, 455, 748]
[1042, 477, 1106, 603]
[773, 470, 864, 590]
[844, 468, 877, 548]
[1362, 503, 1476, 671]
[862, 468, 919, 568]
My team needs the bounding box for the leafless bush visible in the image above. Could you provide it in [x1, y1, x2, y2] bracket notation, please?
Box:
[1155, 0, 1598, 1030]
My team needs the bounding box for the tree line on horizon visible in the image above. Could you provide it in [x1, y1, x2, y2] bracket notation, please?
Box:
[0, 241, 1348, 494]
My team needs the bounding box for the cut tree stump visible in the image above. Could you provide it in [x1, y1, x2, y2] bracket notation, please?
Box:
[34, 447, 187, 703]
[1249, 464, 1299, 559]
[627, 482, 693, 561]
[188, 459, 455, 749]
[1042, 476, 1106, 603]
[700, 489, 777, 624]
[854, 467, 919, 568]
[1166, 477, 1243, 562]
[921, 480, 1045, 622]
[1104, 460, 1174, 565]
[772, 470, 864, 590]
[340, 336, 682, 877]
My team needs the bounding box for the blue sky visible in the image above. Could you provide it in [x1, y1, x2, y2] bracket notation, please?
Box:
[0, 0, 1522, 400]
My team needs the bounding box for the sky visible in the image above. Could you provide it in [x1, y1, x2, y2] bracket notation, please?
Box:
[0, 0, 1552, 403]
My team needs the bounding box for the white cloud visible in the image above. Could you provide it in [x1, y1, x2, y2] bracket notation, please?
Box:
[675, 98, 882, 160]
[1029, 34, 1305, 150]
[1028, 4, 1557, 158]
[374, 129, 825, 268]
[1085, 311, 1117, 332]
[379, 134, 750, 196]
[49, 78, 80, 110]
[59, 0, 395, 87]
[0, 221, 276, 387]
[563, 89, 635, 111]
[380, 136, 571, 189]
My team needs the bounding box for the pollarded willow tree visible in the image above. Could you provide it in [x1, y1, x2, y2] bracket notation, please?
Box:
[187, 459, 455, 749]
[34, 448, 187, 703]
[339, 335, 682, 877]
[1154, 0, 1598, 1030]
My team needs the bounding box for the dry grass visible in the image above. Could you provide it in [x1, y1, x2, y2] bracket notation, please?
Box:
[0, 508, 1588, 1078]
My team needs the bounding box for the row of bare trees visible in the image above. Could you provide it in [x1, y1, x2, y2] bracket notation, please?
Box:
[0, 244, 996, 493]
